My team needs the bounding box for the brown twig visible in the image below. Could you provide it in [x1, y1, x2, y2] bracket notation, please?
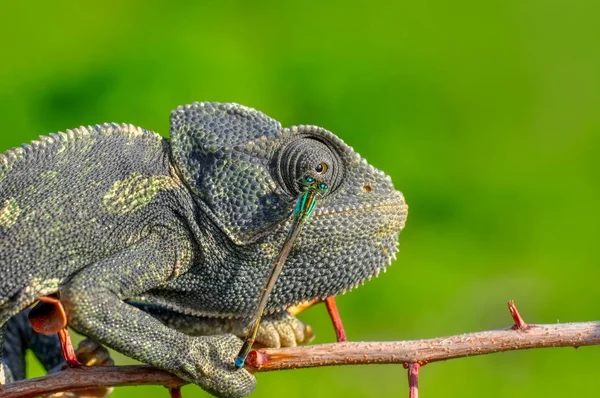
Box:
[0, 366, 185, 398]
[2, 305, 599, 397]
[245, 321, 600, 371]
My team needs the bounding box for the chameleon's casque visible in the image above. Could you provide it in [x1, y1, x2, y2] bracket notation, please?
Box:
[0, 102, 407, 397]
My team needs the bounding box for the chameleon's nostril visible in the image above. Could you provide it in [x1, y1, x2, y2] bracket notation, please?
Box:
[363, 185, 372, 192]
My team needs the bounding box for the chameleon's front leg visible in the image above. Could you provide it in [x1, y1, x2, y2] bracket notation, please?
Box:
[61, 233, 255, 398]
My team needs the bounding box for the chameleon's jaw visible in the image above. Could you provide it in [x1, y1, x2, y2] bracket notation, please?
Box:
[262, 191, 408, 313]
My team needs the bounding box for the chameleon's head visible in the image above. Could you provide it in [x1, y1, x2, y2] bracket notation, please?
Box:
[170, 102, 407, 313]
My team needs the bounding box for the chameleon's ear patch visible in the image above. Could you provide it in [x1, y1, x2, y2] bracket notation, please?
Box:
[28, 295, 67, 335]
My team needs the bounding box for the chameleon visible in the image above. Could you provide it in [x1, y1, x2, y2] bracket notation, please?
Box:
[0, 102, 408, 397]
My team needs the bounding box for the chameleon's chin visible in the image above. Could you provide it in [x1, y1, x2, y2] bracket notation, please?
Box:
[270, 230, 402, 314]
[267, 197, 408, 312]
[338, 233, 400, 294]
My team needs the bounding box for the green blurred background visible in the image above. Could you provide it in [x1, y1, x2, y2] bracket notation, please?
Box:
[1, 0, 599, 396]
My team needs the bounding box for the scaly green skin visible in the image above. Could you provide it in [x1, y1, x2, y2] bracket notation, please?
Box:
[0, 102, 408, 397]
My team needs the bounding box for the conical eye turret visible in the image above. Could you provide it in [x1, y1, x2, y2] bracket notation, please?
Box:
[273, 134, 343, 198]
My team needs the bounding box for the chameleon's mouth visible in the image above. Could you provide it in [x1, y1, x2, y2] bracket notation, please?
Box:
[310, 192, 408, 242]
[312, 191, 408, 218]
[312, 192, 407, 218]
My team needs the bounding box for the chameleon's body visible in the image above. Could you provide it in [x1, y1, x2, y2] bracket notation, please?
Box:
[0, 102, 407, 397]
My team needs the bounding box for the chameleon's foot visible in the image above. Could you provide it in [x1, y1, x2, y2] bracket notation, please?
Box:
[73, 339, 114, 368]
[252, 311, 314, 349]
[44, 339, 115, 398]
[177, 334, 255, 398]
[29, 295, 82, 367]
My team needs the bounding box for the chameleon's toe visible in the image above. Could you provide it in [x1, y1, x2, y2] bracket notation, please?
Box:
[74, 339, 114, 367]
[179, 334, 255, 398]
[43, 339, 114, 398]
[255, 311, 314, 348]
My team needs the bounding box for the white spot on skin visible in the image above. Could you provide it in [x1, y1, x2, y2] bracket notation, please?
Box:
[0, 362, 7, 384]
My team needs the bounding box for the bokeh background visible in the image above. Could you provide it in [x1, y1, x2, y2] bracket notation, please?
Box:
[1, 1, 599, 397]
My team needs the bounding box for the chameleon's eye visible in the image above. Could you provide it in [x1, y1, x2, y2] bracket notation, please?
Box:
[315, 162, 328, 175]
[273, 133, 344, 197]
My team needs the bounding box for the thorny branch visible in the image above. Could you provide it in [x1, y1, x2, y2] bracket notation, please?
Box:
[1, 302, 599, 398]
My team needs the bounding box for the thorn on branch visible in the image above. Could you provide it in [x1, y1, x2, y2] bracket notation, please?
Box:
[168, 387, 182, 398]
[324, 297, 347, 342]
[286, 296, 347, 342]
[403, 362, 420, 398]
[57, 329, 81, 367]
[508, 300, 528, 330]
